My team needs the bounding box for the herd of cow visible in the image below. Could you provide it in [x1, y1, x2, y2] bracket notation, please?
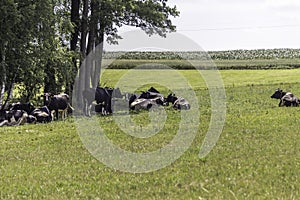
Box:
[0, 93, 74, 127]
[82, 86, 190, 116]
[0, 87, 295, 127]
[0, 87, 190, 127]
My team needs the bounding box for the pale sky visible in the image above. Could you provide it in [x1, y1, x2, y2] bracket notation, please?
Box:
[106, 0, 300, 51]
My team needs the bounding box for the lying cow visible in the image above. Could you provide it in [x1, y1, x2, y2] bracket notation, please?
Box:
[9, 102, 53, 123]
[43, 93, 74, 120]
[31, 106, 52, 123]
[129, 97, 163, 111]
[82, 87, 123, 116]
[0, 110, 29, 126]
[270, 88, 300, 107]
[9, 102, 35, 114]
[165, 94, 191, 110]
[128, 87, 166, 110]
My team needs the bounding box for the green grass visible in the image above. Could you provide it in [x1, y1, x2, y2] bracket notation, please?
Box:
[1, 69, 300, 199]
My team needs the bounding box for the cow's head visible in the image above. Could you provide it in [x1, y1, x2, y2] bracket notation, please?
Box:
[43, 93, 54, 106]
[271, 88, 284, 99]
[165, 94, 177, 104]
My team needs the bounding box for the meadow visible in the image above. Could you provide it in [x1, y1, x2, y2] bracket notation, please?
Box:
[1, 68, 300, 199]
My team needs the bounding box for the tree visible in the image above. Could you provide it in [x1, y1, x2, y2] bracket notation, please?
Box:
[70, 0, 179, 109]
[0, 0, 74, 107]
[0, 0, 179, 109]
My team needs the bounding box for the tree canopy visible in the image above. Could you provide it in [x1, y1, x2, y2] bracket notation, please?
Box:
[0, 0, 179, 109]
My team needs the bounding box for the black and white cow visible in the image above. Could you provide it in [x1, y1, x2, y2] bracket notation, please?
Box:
[129, 98, 163, 110]
[31, 106, 52, 123]
[129, 87, 166, 110]
[0, 109, 28, 126]
[165, 94, 191, 110]
[43, 93, 74, 120]
[82, 87, 123, 116]
[271, 88, 300, 107]
[8, 102, 53, 124]
[9, 102, 35, 114]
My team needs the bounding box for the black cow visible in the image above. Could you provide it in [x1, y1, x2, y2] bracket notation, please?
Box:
[44, 93, 74, 120]
[271, 88, 299, 107]
[165, 94, 191, 110]
[0, 110, 28, 126]
[82, 87, 123, 116]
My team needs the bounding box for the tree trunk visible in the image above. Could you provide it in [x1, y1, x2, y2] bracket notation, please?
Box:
[2, 79, 14, 110]
[44, 64, 57, 94]
[85, 0, 96, 90]
[0, 83, 5, 109]
[70, 0, 80, 52]
[67, 0, 81, 100]
[0, 41, 7, 109]
[92, 31, 104, 88]
[74, 0, 90, 110]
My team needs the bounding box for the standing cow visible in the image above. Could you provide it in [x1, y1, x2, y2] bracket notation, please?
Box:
[43, 93, 74, 120]
[271, 88, 300, 107]
[82, 87, 123, 116]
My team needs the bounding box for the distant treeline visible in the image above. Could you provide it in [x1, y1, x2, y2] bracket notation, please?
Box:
[103, 48, 300, 60]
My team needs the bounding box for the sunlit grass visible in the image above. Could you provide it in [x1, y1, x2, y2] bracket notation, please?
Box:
[1, 69, 300, 199]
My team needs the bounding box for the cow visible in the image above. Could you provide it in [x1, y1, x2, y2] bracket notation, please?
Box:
[31, 106, 52, 123]
[127, 87, 165, 110]
[82, 87, 123, 116]
[8, 102, 35, 114]
[139, 87, 165, 103]
[8, 102, 52, 124]
[128, 87, 167, 110]
[0, 110, 29, 126]
[43, 93, 74, 120]
[129, 97, 163, 111]
[165, 94, 191, 110]
[271, 88, 300, 107]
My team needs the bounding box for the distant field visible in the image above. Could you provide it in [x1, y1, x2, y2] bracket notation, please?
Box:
[1, 69, 300, 199]
[101, 69, 300, 89]
[104, 58, 300, 70]
[103, 49, 300, 70]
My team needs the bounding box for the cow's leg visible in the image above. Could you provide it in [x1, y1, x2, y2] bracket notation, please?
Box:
[0, 120, 9, 126]
[61, 110, 65, 120]
[88, 104, 92, 116]
[102, 105, 107, 115]
[55, 110, 59, 120]
[107, 101, 112, 114]
[83, 99, 88, 116]
[16, 113, 28, 125]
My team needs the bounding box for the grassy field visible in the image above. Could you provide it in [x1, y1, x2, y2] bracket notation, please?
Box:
[1, 69, 300, 199]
